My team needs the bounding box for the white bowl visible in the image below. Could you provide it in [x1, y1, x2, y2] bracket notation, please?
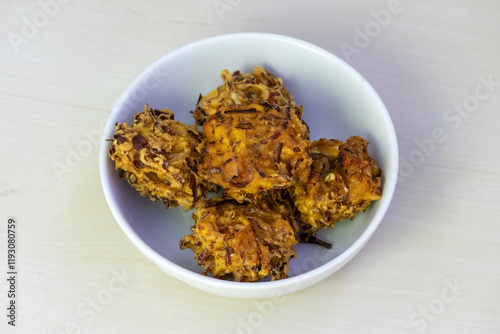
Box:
[100, 33, 398, 298]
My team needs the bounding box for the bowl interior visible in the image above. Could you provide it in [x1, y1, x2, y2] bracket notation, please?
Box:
[100, 33, 398, 296]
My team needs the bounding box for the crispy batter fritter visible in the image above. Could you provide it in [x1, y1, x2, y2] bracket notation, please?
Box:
[180, 196, 299, 282]
[108, 104, 217, 210]
[192, 66, 301, 125]
[108, 65, 385, 282]
[198, 103, 312, 203]
[290, 136, 382, 234]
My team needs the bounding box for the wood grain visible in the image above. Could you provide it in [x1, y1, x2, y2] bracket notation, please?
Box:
[1, 0, 499, 333]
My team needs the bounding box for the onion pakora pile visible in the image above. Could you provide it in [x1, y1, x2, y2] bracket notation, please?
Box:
[108, 66, 382, 282]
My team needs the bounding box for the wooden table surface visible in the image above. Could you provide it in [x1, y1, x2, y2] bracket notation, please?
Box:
[1, 1, 499, 333]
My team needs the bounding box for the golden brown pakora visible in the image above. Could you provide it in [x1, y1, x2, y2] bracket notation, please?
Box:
[290, 136, 382, 234]
[192, 66, 301, 125]
[109, 104, 217, 210]
[108, 65, 385, 283]
[179, 196, 299, 282]
[197, 103, 312, 203]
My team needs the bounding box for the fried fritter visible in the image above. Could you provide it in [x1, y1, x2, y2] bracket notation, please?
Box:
[198, 103, 312, 203]
[290, 136, 382, 234]
[180, 196, 299, 282]
[108, 65, 385, 283]
[108, 104, 217, 210]
[192, 66, 301, 125]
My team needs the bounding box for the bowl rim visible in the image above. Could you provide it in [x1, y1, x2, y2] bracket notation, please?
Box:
[99, 32, 399, 298]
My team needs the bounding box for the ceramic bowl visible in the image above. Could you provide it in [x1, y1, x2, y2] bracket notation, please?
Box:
[99, 32, 398, 298]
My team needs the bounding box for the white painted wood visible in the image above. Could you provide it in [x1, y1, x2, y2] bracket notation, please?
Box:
[1, 0, 499, 333]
